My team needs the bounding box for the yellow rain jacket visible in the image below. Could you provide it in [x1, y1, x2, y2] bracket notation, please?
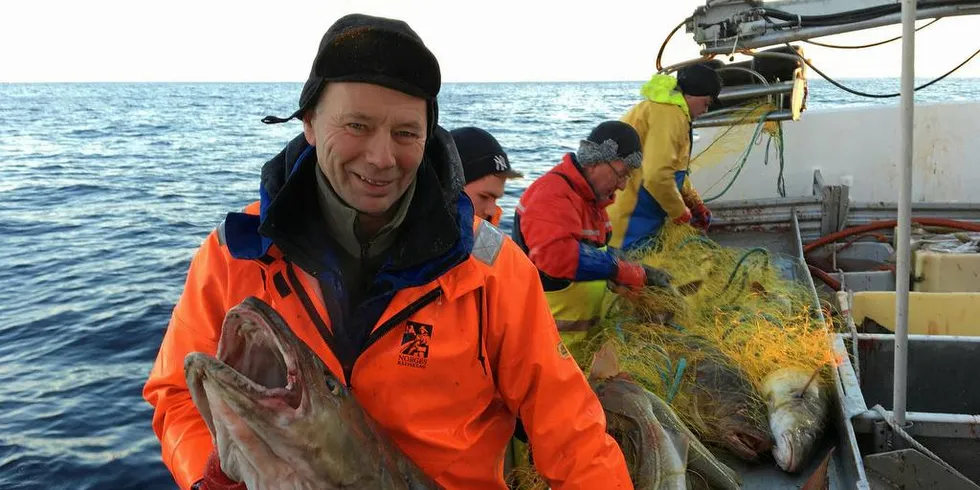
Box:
[607, 74, 705, 251]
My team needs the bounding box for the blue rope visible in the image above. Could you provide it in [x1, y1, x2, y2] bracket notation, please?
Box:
[666, 358, 687, 404]
[649, 343, 688, 404]
[703, 110, 776, 203]
[676, 234, 721, 250]
[760, 312, 785, 327]
[722, 247, 771, 292]
[764, 121, 787, 198]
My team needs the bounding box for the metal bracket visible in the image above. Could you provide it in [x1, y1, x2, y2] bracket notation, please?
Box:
[864, 449, 980, 490]
[812, 168, 852, 237]
[872, 419, 893, 452]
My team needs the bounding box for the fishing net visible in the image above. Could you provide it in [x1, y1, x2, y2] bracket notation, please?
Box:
[582, 223, 838, 431]
[506, 223, 841, 487]
[688, 101, 788, 201]
[507, 460, 547, 490]
[689, 102, 782, 173]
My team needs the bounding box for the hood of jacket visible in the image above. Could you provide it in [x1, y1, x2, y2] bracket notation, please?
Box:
[641, 74, 691, 120]
[224, 125, 473, 285]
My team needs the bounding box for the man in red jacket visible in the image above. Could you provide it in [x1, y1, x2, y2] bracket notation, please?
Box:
[513, 120, 672, 340]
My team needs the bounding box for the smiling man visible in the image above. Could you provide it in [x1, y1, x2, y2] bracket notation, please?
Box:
[142, 13, 632, 490]
[451, 126, 523, 226]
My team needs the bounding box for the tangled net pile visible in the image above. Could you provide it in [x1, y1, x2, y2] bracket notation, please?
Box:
[508, 223, 841, 489]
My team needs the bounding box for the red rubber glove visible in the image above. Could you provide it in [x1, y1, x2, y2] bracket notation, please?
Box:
[691, 203, 712, 231]
[613, 261, 674, 289]
[673, 208, 692, 225]
[193, 451, 246, 490]
[613, 261, 647, 288]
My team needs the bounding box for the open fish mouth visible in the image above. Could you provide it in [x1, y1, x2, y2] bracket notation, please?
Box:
[185, 297, 305, 434]
[725, 429, 773, 461]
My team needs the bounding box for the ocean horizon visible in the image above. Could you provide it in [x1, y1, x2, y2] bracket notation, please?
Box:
[2, 77, 978, 489]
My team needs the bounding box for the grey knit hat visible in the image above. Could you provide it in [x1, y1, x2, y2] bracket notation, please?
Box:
[576, 120, 643, 169]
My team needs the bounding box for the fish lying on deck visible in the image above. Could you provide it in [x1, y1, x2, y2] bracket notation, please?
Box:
[589, 341, 690, 489]
[591, 340, 743, 490]
[642, 385, 743, 490]
[682, 337, 773, 463]
[761, 366, 830, 473]
[184, 296, 441, 490]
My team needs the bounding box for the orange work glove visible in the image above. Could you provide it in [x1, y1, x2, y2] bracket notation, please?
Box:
[613, 261, 673, 289]
[613, 261, 647, 288]
[673, 208, 692, 225]
[193, 451, 247, 490]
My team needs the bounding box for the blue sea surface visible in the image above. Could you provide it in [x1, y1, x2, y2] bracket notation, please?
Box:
[1, 78, 977, 489]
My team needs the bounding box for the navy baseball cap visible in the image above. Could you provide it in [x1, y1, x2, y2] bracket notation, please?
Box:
[451, 127, 523, 183]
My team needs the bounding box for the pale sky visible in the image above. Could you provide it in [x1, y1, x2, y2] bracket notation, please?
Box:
[3, 0, 979, 83]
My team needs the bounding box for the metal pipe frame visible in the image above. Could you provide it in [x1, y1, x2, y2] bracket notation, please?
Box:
[716, 80, 795, 102]
[893, 0, 916, 429]
[853, 410, 980, 439]
[714, 66, 771, 86]
[692, 108, 794, 128]
[698, 5, 980, 53]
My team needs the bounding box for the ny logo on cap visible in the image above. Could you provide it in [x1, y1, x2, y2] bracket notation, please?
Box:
[493, 155, 508, 171]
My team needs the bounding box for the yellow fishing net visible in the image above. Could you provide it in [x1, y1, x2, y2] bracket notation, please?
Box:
[506, 223, 841, 489]
[688, 102, 784, 175]
[588, 223, 837, 415]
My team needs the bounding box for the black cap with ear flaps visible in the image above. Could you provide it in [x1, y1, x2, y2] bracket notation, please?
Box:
[577, 120, 643, 169]
[262, 13, 442, 126]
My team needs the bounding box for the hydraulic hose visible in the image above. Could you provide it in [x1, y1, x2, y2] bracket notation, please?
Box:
[808, 264, 842, 291]
[803, 218, 980, 254]
[803, 218, 980, 291]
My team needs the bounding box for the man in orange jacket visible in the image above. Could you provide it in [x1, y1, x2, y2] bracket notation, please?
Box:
[142, 13, 632, 490]
[453, 126, 523, 227]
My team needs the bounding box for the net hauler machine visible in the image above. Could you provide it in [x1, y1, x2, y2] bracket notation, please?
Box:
[673, 0, 980, 128]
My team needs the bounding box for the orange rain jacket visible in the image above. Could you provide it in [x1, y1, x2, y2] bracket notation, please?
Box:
[489, 203, 503, 227]
[143, 131, 632, 490]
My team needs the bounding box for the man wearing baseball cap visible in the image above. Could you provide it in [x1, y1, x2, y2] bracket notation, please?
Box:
[451, 126, 523, 227]
[513, 120, 673, 344]
[143, 13, 631, 490]
[607, 63, 723, 251]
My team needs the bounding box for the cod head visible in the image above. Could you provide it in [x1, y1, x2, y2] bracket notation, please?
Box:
[184, 296, 389, 489]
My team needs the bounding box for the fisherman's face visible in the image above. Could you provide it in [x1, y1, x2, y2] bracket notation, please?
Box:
[587, 160, 630, 205]
[685, 94, 713, 119]
[303, 82, 427, 217]
[464, 174, 506, 222]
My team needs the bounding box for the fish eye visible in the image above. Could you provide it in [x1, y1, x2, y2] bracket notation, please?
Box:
[324, 374, 341, 395]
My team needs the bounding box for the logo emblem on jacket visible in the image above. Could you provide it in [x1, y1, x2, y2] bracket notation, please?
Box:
[398, 321, 433, 369]
[557, 340, 571, 360]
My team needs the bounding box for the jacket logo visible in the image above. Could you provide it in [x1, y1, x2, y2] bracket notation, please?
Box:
[557, 340, 571, 360]
[493, 154, 508, 171]
[398, 321, 433, 369]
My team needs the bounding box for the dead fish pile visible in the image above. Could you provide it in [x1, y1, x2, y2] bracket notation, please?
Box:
[570, 320, 833, 488]
[184, 296, 441, 490]
[588, 341, 742, 490]
[583, 226, 838, 483]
